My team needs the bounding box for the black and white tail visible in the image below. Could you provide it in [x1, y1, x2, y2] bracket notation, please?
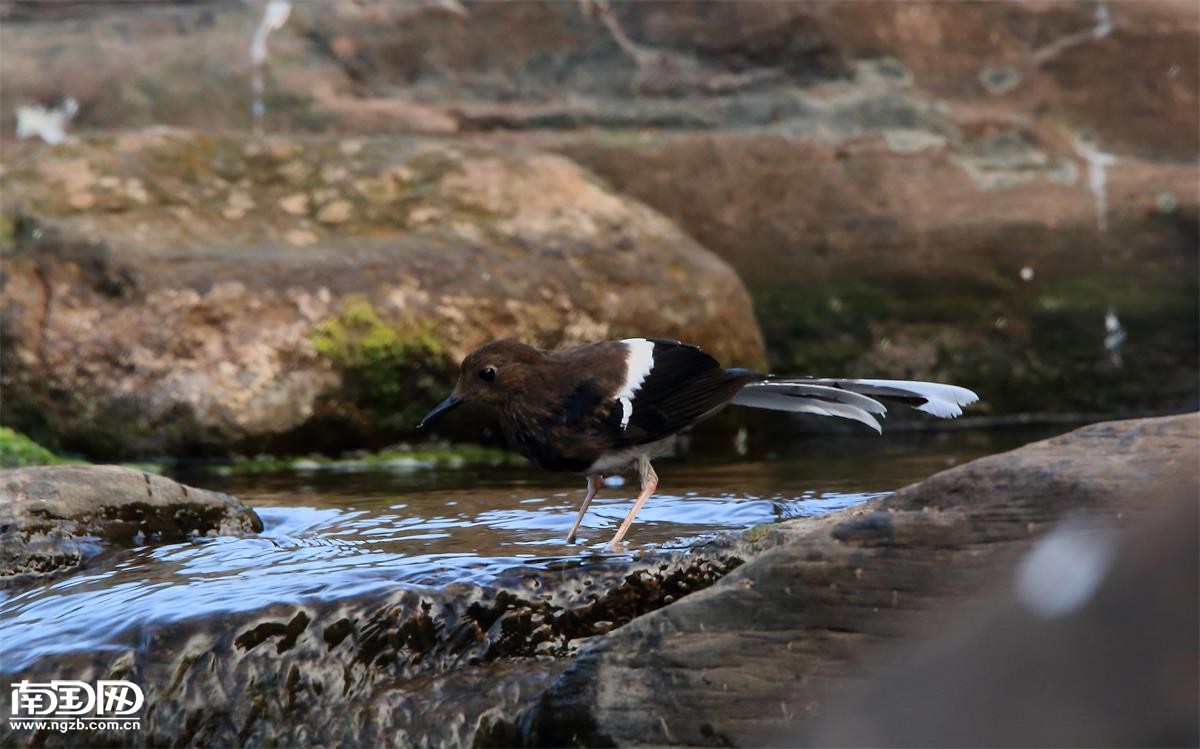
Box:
[730, 377, 979, 433]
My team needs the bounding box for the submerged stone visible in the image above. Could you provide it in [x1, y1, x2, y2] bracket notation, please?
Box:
[0, 465, 262, 585]
[0, 541, 742, 747]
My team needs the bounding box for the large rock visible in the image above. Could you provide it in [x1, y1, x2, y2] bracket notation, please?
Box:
[0, 464, 262, 584]
[523, 413, 1200, 746]
[0, 130, 765, 459]
[4, 2, 1195, 161]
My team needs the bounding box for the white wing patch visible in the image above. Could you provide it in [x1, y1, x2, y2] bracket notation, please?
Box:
[617, 338, 655, 430]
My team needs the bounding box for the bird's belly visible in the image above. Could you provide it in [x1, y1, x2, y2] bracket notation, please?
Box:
[502, 421, 596, 473]
[586, 437, 674, 475]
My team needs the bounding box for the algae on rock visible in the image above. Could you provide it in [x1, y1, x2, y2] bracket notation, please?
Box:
[313, 296, 456, 433]
[0, 428, 76, 468]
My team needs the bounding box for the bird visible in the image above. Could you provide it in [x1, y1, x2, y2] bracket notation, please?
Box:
[419, 338, 978, 551]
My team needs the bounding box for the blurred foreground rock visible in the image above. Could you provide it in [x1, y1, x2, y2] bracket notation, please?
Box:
[0, 415, 1193, 747]
[524, 412, 1199, 747]
[0, 464, 261, 585]
[805, 482, 1198, 748]
[0, 130, 764, 459]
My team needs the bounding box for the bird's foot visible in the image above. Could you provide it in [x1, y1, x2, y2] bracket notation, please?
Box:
[565, 531, 577, 544]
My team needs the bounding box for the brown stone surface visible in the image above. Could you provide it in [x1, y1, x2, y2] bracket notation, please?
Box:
[4, 2, 1195, 154]
[0, 464, 262, 583]
[524, 413, 1200, 746]
[0, 130, 765, 458]
[549, 130, 1198, 289]
[4, 2, 1195, 157]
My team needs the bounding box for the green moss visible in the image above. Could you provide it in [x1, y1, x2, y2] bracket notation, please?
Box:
[405, 151, 464, 189]
[223, 444, 525, 476]
[0, 428, 80, 468]
[0, 426, 166, 471]
[0, 213, 43, 253]
[0, 215, 14, 253]
[313, 297, 456, 431]
[741, 523, 775, 545]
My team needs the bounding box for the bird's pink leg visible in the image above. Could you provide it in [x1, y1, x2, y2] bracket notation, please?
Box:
[566, 474, 603, 544]
[608, 457, 658, 551]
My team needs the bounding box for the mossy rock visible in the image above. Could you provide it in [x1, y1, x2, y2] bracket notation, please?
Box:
[312, 296, 457, 433]
[0, 131, 764, 460]
[0, 428, 77, 469]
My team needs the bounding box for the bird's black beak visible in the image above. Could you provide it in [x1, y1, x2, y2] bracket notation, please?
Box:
[418, 394, 464, 429]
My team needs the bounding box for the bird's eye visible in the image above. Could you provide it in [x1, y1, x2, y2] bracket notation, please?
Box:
[479, 366, 496, 382]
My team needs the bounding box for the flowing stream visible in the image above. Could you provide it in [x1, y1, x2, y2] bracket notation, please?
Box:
[0, 426, 1067, 672]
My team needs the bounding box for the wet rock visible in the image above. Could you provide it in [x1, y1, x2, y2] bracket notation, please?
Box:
[0, 130, 765, 459]
[0, 544, 742, 747]
[523, 413, 1200, 746]
[0, 416, 1193, 747]
[0, 465, 262, 585]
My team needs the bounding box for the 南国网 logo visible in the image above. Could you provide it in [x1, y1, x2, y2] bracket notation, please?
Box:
[9, 680, 143, 718]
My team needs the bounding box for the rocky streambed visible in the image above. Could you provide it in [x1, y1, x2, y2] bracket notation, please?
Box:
[1, 414, 1194, 747]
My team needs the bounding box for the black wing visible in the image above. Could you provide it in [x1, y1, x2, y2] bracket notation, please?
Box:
[621, 339, 759, 446]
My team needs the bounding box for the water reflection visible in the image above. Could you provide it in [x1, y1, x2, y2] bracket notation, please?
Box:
[0, 427, 1065, 673]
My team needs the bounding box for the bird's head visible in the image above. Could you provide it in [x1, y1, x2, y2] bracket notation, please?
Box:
[418, 339, 545, 428]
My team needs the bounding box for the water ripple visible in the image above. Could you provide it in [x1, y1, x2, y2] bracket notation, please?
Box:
[2, 482, 884, 672]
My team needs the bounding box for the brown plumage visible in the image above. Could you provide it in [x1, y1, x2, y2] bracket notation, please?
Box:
[420, 338, 979, 550]
[422, 340, 754, 473]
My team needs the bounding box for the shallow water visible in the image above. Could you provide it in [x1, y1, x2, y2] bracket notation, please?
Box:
[0, 426, 1067, 672]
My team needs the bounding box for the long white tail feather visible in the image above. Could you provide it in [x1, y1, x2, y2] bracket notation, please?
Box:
[730, 388, 883, 433]
[808, 379, 980, 419]
[738, 381, 888, 413]
[733, 377, 979, 429]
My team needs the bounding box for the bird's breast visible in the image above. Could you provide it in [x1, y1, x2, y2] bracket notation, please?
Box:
[500, 391, 625, 473]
